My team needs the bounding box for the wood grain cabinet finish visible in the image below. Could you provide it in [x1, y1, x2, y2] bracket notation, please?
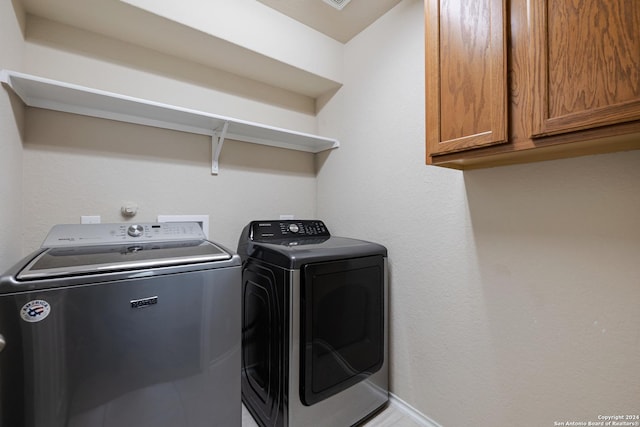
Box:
[531, 0, 640, 137]
[425, 0, 508, 156]
[425, 0, 640, 169]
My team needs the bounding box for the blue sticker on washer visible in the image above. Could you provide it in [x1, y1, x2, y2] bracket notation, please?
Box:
[20, 300, 51, 323]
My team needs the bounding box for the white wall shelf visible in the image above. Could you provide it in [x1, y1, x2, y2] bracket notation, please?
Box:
[0, 70, 339, 174]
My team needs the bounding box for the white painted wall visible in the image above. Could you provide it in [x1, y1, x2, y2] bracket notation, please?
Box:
[0, 0, 26, 272]
[22, 109, 317, 253]
[316, 0, 640, 425]
[19, 18, 321, 254]
[24, 17, 319, 129]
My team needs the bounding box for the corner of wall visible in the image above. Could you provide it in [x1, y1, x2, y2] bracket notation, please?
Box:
[0, 0, 26, 270]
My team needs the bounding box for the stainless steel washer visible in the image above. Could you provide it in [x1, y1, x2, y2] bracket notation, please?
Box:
[0, 222, 241, 427]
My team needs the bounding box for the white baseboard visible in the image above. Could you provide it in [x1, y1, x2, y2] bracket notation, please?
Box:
[389, 393, 443, 427]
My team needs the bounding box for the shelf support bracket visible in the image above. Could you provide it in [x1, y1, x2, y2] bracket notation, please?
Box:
[211, 121, 229, 175]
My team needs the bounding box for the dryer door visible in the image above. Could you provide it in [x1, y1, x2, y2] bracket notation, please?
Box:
[300, 255, 384, 406]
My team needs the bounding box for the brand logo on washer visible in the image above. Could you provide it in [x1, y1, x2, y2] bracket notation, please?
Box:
[130, 296, 158, 309]
[20, 300, 51, 323]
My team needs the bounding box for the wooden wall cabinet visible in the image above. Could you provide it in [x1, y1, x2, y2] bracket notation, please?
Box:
[425, 0, 508, 155]
[425, 0, 640, 169]
[531, 0, 640, 137]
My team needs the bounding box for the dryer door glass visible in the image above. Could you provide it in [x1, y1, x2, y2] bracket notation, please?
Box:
[300, 255, 384, 406]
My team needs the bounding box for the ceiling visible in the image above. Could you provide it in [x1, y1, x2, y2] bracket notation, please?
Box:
[257, 0, 403, 43]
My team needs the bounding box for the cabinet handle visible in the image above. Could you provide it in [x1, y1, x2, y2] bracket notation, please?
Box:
[0, 334, 5, 353]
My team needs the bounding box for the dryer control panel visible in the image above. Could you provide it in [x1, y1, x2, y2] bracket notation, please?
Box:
[249, 220, 330, 241]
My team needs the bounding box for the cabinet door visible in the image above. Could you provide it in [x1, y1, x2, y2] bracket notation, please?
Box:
[531, 0, 640, 137]
[425, 0, 508, 157]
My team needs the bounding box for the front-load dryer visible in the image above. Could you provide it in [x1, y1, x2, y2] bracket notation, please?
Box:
[237, 220, 388, 427]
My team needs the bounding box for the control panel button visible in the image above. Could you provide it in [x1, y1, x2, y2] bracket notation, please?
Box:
[127, 224, 144, 237]
[288, 223, 300, 233]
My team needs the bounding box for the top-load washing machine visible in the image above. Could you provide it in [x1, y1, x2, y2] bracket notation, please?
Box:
[0, 222, 241, 427]
[237, 220, 388, 427]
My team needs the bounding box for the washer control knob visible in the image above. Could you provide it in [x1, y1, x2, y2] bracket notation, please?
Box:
[288, 223, 300, 233]
[127, 224, 144, 237]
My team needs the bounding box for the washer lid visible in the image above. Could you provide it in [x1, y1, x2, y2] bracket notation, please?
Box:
[17, 240, 231, 280]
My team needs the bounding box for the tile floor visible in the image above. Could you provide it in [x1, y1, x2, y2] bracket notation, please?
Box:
[242, 402, 425, 427]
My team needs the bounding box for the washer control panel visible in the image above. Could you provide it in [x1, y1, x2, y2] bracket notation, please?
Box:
[41, 222, 206, 248]
[250, 220, 330, 241]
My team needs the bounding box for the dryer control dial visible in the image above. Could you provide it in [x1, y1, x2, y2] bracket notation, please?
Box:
[288, 224, 300, 233]
[127, 224, 144, 237]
